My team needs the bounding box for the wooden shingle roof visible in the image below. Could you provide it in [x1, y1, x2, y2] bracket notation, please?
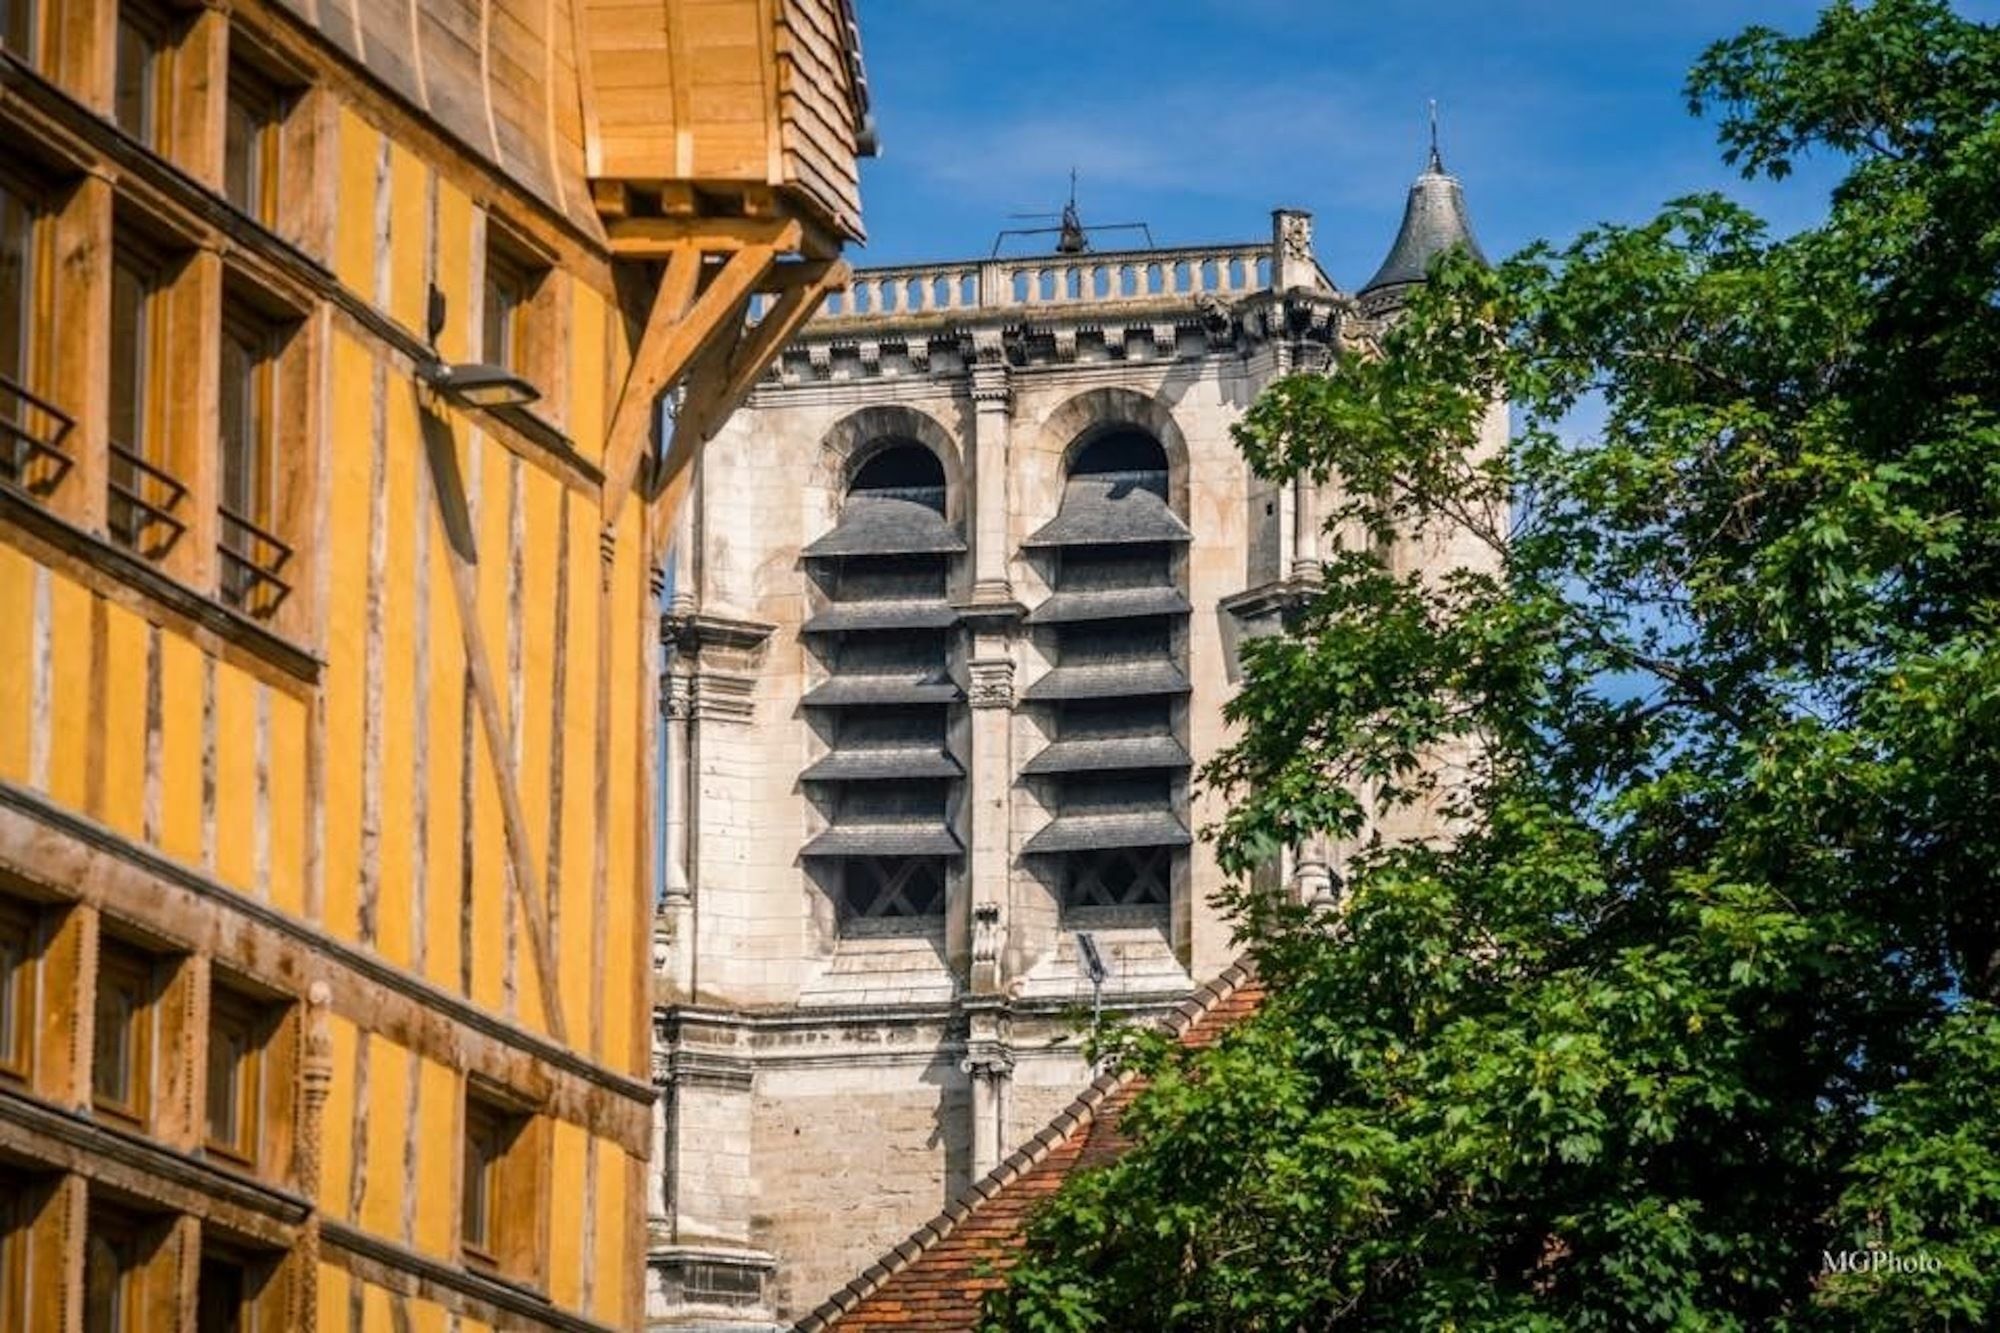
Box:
[794, 964, 1265, 1332]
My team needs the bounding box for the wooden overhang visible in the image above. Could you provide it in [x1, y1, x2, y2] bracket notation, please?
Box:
[578, 0, 875, 534]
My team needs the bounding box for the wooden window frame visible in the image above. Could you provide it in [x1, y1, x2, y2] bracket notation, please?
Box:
[1, 1168, 67, 1331]
[196, 1230, 287, 1333]
[222, 51, 293, 230]
[0, 0, 33, 62]
[481, 241, 546, 380]
[114, 0, 183, 155]
[459, 1081, 549, 1286]
[83, 1197, 177, 1333]
[0, 164, 71, 501]
[203, 981, 274, 1169]
[107, 224, 192, 564]
[216, 289, 296, 619]
[0, 896, 38, 1086]
[216, 268, 312, 632]
[91, 935, 164, 1129]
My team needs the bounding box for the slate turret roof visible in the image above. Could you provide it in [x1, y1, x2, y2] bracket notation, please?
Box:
[1360, 145, 1488, 296]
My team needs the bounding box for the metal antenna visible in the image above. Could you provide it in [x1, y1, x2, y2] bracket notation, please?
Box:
[990, 170, 1157, 257]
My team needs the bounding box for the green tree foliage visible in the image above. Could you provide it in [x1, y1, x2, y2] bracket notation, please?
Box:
[983, 3, 2000, 1327]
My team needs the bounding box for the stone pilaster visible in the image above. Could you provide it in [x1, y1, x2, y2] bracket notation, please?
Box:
[658, 672, 695, 998]
[960, 642, 1017, 985]
[961, 1001, 1014, 1180]
[967, 335, 1012, 605]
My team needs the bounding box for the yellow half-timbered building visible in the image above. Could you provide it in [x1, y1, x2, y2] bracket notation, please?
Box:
[0, 0, 869, 1328]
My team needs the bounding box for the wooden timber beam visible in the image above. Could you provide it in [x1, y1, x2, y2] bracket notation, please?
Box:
[605, 214, 836, 260]
[417, 413, 569, 1046]
[599, 219, 802, 528]
[644, 258, 850, 554]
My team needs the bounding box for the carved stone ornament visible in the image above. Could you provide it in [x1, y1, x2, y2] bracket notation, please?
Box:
[1280, 211, 1314, 263]
[968, 658, 1014, 709]
[972, 902, 1001, 967]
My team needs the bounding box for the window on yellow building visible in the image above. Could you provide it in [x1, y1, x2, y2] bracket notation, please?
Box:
[218, 299, 293, 616]
[0, 1, 32, 60]
[482, 238, 547, 382]
[0, 1167, 45, 1328]
[1, 169, 69, 497]
[204, 981, 277, 1167]
[0, 896, 40, 1087]
[92, 936, 164, 1129]
[223, 58, 288, 227]
[114, 2, 180, 153]
[461, 1083, 545, 1281]
[196, 1235, 281, 1333]
[460, 1094, 514, 1264]
[83, 1200, 169, 1333]
[108, 234, 185, 559]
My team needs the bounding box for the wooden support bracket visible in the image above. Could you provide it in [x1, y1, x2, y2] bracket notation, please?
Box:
[599, 219, 803, 528]
[644, 258, 850, 554]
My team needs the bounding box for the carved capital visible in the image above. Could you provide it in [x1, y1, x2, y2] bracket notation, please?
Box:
[969, 360, 1010, 409]
[960, 1040, 1015, 1080]
[968, 658, 1014, 709]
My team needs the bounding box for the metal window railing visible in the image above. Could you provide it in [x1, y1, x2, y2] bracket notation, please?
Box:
[107, 442, 188, 559]
[217, 506, 293, 618]
[0, 375, 75, 496]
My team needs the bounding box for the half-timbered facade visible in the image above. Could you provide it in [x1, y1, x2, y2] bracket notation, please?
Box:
[0, 1, 870, 1329]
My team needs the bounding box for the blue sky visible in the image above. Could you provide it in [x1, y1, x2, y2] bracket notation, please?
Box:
[846, 1, 1989, 286]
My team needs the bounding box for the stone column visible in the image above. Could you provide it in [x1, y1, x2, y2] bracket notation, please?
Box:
[962, 339, 1020, 984]
[961, 1002, 1014, 1180]
[658, 671, 694, 997]
[1292, 837, 1339, 911]
[647, 1056, 672, 1224]
[964, 652, 1015, 981]
[1292, 474, 1321, 579]
[968, 343, 1012, 604]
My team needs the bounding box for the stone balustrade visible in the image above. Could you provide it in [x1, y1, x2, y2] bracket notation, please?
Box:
[802, 242, 1275, 321]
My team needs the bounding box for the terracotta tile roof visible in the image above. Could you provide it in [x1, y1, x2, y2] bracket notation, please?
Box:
[795, 963, 1265, 1332]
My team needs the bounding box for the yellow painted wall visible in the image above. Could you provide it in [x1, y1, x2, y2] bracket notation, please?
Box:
[212, 663, 258, 890]
[0, 546, 31, 784]
[154, 632, 204, 866]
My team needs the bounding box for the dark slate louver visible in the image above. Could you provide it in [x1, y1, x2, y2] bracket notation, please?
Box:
[801, 455, 961, 922]
[1023, 586, 1192, 625]
[1359, 145, 1488, 298]
[1024, 443, 1191, 911]
[802, 488, 968, 557]
[1022, 810, 1191, 855]
[1020, 734, 1190, 776]
[1024, 473, 1192, 548]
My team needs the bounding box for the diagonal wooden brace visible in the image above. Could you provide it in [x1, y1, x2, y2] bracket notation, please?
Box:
[599, 220, 802, 528]
[646, 258, 850, 551]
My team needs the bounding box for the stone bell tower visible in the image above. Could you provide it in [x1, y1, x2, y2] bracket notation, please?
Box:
[646, 157, 1489, 1329]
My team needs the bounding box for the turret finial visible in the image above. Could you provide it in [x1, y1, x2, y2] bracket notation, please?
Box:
[1427, 99, 1443, 173]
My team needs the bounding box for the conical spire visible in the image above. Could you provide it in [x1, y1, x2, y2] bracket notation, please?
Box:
[1360, 108, 1486, 296]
